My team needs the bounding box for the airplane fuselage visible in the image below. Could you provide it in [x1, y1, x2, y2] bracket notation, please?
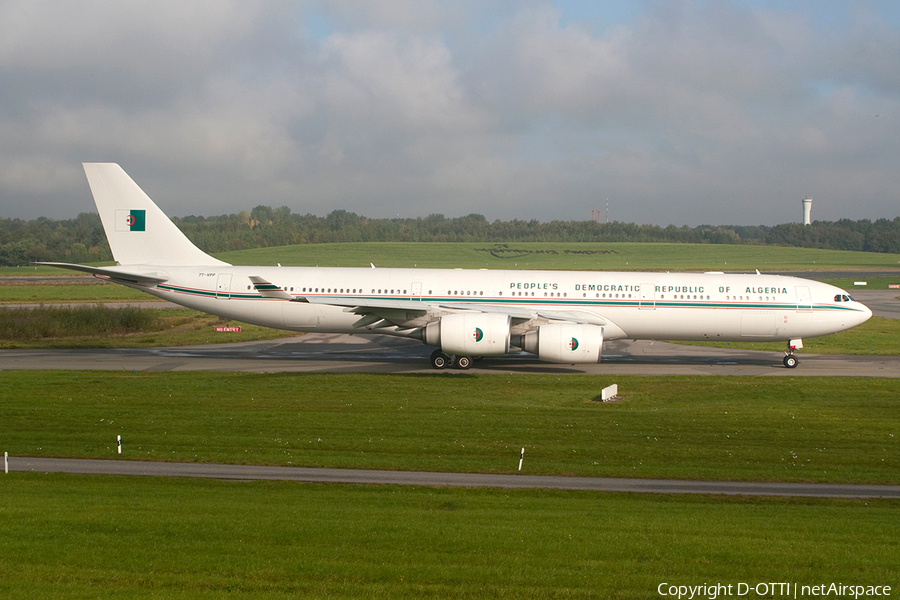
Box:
[118, 265, 869, 343]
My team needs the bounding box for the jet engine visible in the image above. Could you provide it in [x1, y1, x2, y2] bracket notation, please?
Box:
[519, 323, 604, 363]
[423, 313, 511, 356]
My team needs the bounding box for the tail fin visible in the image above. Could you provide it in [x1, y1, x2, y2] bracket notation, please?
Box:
[83, 163, 229, 267]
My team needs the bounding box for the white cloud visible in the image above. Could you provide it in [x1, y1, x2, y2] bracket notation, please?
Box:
[0, 0, 898, 225]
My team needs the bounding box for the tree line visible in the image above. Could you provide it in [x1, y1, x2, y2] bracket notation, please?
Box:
[1, 206, 898, 266]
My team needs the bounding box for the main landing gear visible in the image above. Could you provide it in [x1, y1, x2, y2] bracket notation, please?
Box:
[430, 349, 473, 370]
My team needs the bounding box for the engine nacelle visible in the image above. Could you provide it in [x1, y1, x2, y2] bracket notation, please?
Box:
[423, 313, 511, 356]
[520, 323, 604, 363]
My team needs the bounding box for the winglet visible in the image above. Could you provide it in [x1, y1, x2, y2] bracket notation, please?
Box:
[36, 262, 169, 285]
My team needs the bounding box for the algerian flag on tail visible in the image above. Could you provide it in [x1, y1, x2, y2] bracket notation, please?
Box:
[116, 209, 146, 232]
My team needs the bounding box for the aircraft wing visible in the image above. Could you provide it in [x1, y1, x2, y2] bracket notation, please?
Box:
[36, 262, 169, 285]
[298, 295, 432, 312]
[533, 309, 607, 326]
[297, 295, 606, 329]
[254, 275, 607, 330]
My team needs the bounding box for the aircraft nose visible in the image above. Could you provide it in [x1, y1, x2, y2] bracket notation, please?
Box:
[857, 302, 873, 324]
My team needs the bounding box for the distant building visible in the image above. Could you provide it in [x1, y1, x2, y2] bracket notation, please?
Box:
[802, 197, 812, 225]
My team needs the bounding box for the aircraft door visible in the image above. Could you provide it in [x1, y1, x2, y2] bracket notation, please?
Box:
[639, 283, 655, 309]
[411, 282, 422, 300]
[216, 274, 232, 299]
[795, 286, 812, 312]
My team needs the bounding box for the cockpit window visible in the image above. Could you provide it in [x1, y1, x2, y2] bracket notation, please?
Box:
[834, 294, 854, 302]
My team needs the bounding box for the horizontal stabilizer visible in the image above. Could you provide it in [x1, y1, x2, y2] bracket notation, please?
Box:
[36, 262, 169, 285]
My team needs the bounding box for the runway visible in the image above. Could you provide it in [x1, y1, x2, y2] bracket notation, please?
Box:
[2, 333, 898, 376]
[11, 457, 900, 498]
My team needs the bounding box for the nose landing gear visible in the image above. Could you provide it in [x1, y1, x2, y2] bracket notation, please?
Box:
[783, 339, 802, 368]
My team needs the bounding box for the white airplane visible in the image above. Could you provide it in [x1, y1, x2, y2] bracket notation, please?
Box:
[42, 163, 872, 369]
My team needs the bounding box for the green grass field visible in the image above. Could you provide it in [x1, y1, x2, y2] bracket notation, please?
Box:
[1, 474, 897, 599]
[4, 241, 899, 276]
[0, 279, 155, 303]
[3, 371, 898, 484]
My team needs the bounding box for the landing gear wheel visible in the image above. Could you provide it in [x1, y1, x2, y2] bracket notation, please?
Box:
[431, 350, 451, 369]
[783, 355, 798, 369]
[456, 356, 472, 370]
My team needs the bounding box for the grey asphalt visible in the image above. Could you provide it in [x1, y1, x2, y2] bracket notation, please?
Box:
[2, 333, 898, 376]
[10, 457, 900, 498]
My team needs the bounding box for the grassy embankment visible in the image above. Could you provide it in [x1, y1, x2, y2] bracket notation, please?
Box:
[216, 241, 900, 271]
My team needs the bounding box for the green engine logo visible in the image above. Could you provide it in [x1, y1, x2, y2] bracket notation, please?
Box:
[568, 337, 579, 351]
[471, 328, 484, 342]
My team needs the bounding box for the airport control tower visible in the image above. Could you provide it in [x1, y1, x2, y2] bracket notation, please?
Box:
[802, 197, 812, 225]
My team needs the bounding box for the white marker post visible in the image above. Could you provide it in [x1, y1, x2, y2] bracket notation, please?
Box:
[117, 435, 122, 454]
[4, 452, 7, 474]
[518, 448, 525, 471]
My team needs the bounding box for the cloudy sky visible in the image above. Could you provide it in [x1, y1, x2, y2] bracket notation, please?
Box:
[1, 0, 898, 226]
